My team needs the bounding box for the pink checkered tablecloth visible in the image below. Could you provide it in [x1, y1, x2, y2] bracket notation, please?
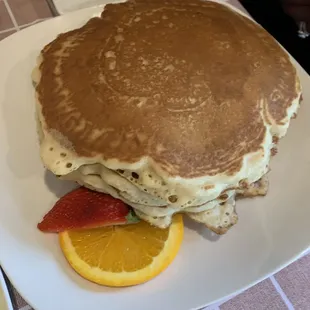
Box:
[0, 0, 310, 309]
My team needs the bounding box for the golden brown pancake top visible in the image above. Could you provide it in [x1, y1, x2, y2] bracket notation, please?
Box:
[37, 0, 299, 178]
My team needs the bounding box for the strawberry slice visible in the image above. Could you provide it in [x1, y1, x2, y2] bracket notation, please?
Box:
[38, 187, 139, 233]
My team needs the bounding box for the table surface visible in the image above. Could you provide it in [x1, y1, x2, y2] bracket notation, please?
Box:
[0, 0, 310, 309]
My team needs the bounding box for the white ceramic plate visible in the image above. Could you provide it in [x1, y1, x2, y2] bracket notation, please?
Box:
[0, 3, 310, 310]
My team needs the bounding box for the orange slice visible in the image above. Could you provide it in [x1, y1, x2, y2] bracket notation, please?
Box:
[59, 214, 183, 287]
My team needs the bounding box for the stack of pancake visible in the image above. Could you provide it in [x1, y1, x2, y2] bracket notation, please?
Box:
[32, 0, 301, 234]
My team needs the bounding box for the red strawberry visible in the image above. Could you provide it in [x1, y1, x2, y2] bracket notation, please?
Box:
[38, 187, 139, 233]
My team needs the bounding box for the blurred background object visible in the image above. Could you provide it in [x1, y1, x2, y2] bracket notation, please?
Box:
[241, 0, 310, 73]
[281, 0, 310, 38]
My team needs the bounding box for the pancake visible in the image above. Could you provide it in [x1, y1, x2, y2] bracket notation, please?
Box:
[237, 175, 269, 198]
[33, 0, 301, 233]
[187, 195, 238, 234]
